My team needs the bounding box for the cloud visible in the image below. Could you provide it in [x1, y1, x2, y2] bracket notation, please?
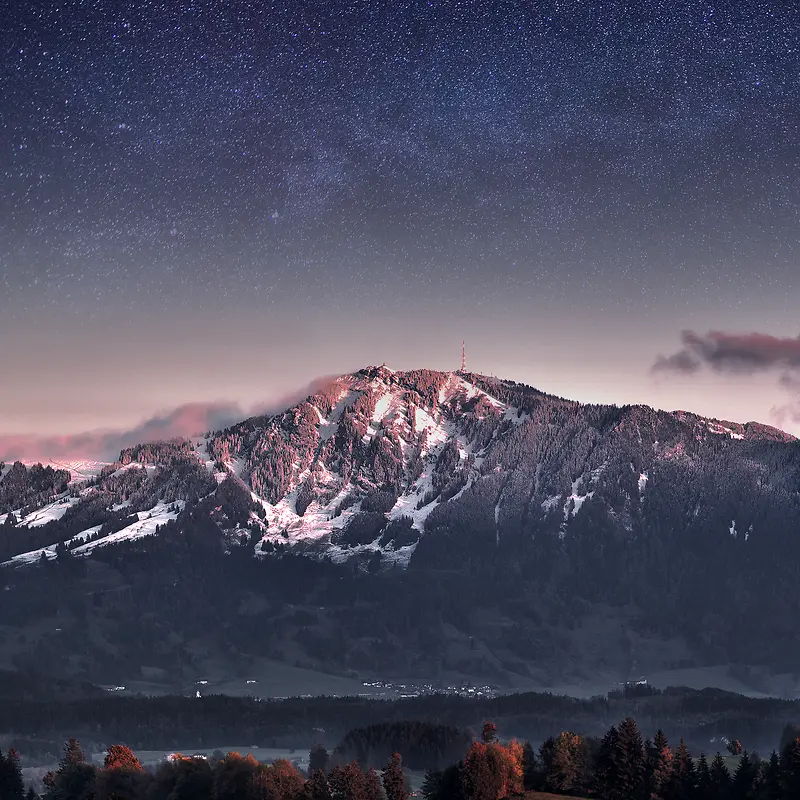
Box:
[652, 330, 800, 376]
[651, 348, 702, 375]
[0, 376, 337, 464]
[652, 330, 800, 430]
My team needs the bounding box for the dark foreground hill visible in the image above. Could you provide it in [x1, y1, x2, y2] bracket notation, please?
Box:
[2, 366, 800, 692]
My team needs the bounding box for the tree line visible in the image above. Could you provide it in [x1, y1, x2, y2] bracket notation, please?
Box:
[7, 717, 800, 800]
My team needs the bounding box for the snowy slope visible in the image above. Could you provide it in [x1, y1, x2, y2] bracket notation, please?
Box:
[2, 502, 184, 567]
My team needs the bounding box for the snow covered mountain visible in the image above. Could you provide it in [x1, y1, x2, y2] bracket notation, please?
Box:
[1, 364, 796, 572]
[4, 365, 800, 689]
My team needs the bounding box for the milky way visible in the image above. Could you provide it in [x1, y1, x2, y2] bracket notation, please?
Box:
[1, 1, 798, 436]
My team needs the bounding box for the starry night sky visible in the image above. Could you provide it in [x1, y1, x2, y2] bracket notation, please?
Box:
[1, 1, 798, 445]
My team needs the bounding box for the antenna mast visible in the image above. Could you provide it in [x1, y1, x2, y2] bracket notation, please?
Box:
[461, 340, 466, 373]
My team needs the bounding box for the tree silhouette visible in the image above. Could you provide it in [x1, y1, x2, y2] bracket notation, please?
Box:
[382, 754, 408, 800]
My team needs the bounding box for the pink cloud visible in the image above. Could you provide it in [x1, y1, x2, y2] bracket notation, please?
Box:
[0, 376, 337, 463]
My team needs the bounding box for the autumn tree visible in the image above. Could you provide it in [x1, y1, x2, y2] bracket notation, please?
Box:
[305, 769, 333, 800]
[151, 757, 213, 800]
[213, 752, 260, 800]
[363, 769, 383, 800]
[382, 754, 408, 800]
[103, 745, 142, 772]
[480, 723, 497, 745]
[727, 741, 743, 757]
[249, 759, 305, 800]
[329, 762, 367, 800]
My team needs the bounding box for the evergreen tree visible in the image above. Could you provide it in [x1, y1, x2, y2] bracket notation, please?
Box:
[62, 740, 85, 769]
[731, 751, 756, 800]
[646, 730, 674, 800]
[0, 749, 25, 800]
[594, 726, 619, 799]
[521, 742, 537, 791]
[613, 717, 646, 800]
[382, 754, 408, 800]
[665, 739, 695, 800]
[420, 765, 461, 800]
[543, 733, 587, 796]
[480, 723, 497, 745]
[419, 770, 442, 800]
[309, 746, 330, 776]
[709, 753, 731, 800]
[695, 754, 710, 800]
[780, 737, 800, 799]
[42, 739, 96, 800]
[756, 751, 781, 800]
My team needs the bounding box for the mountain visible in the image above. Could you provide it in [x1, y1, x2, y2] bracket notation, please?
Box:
[2, 366, 800, 696]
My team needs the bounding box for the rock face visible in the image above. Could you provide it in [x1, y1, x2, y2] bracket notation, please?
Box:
[204, 365, 799, 575]
[3, 365, 800, 688]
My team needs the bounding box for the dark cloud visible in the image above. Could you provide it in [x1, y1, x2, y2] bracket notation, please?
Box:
[651, 348, 702, 375]
[652, 330, 800, 375]
[0, 377, 336, 463]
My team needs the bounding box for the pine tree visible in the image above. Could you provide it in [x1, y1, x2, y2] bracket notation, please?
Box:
[614, 717, 646, 800]
[594, 726, 619, 799]
[757, 751, 781, 800]
[481, 723, 497, 745]
[0, 749, 25, 800]
[62, 739, 85, 769]
[419, 770, 442, 800]
[709, 753, 731, 800]
[521, 742, 537, 790]
[309, 745, 330, 776]
[665, 739, 695, 800]
[42, 739, 97, 800]
[695, 754, 710, 800]
[382, 754, 408, 800]
[543, 732, 586, 796]
[780, 737, 800, 798]
[731, 751, 756, 800]
[646, 730, 674, 800]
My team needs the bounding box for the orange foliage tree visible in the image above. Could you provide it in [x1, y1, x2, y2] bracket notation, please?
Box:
[459, 737, 523, 800]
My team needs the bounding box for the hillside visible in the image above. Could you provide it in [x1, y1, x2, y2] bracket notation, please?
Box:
[2, 366, 800, 694]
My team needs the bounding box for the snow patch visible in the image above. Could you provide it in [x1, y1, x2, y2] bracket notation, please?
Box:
[638, 472, 648, 499]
